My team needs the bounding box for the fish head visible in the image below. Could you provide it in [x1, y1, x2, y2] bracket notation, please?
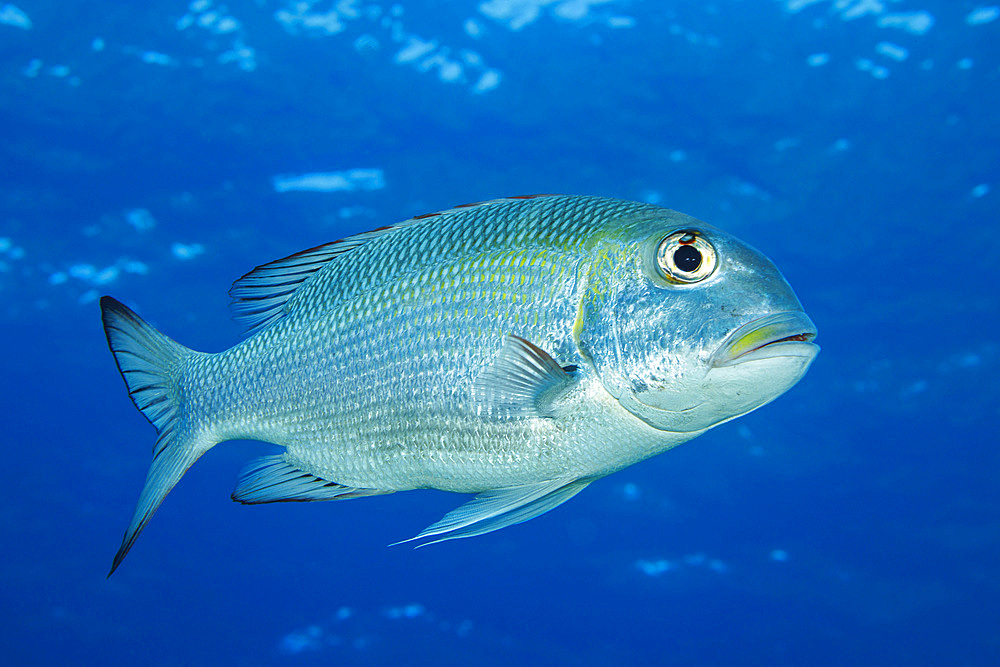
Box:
[578, 210, 819, 434]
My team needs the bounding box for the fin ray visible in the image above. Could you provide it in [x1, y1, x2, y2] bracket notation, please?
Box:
[228, 196, 563, 337]
[229, 242, 347, 336]
[473, 335, 575, 418]
[394, 477, 592, 547]
[101, 297, 214, 576]
[232, 455, 392, 504]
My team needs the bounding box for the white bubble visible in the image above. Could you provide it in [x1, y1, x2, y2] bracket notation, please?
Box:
[479, 0, 542, 31]
[774, 137, 800, 151]
[438, 60, 463, 83]
[967, 6, 1000, 26]
[831, 138, 851, 152]
[636, 559, 673, 576]
[607, 16, 635, 28]
[877, 11, 935, 35]
[23, 59, 42, 78]
[807, 53, 830, 67]
[708, 559, 729, 573]
[353, 34, 380, 54]
[384, 603, 426, 619]
[171, 242, 205, 260]
[273, 169, 385, 193]
[856, 58, 889, 79]
[958, 353, 982, 368]
[901, 379, 929, 397]
[840, 0, 883, 21]
[394, 37, 437, 64]
[459, 50, 483, 67]
[300, 11, 344, 34]
[0, 4, 32, 30]
[78, 289, 99, 305]
[141, 51, 175, 66]
[464, 18, 483, 38]
[733, 180, 769, 199]
[69, 263, 96, 280]
[94, 266, 120, 285]
[218, 45, 256, 71]
[215, 17, 240, 34]
[278, 629, 322, 655]
[683, 552, 706, 566]
[784, 0, 824, 12]
[197, 10, 219, 28]
[641, 190, 663, 205]
[122, 260, 149, 275]
[126, 208, 156, 231]
[553, 1, 589, 21]
[473, 69, 501, 94]
[875, 41, 908, 62]
[337, 206, 374, 220]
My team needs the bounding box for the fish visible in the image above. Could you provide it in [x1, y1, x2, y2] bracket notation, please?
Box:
[101, 194, 818, 575]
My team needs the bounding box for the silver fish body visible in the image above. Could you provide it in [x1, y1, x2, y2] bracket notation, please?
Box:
[102, 194, 818, 574]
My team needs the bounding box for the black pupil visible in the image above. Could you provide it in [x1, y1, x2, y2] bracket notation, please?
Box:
[674, 244, 702, 272]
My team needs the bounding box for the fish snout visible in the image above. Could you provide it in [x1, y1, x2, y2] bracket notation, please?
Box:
[710, 311, 819, 368]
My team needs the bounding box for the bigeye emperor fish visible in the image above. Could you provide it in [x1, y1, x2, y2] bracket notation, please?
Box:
[101, 194, 818, 575]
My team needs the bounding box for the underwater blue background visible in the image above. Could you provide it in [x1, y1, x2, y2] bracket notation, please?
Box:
[2, 1, 998, 664]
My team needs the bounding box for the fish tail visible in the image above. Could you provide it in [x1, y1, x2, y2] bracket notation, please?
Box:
[101, 296, 215, 576]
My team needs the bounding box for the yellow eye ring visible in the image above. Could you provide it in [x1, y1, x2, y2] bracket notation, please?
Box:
[655, 230, 717, 284]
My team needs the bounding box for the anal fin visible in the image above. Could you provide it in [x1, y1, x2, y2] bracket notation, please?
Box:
[232, 455, 392, 504]
[393, 477, 593, 547]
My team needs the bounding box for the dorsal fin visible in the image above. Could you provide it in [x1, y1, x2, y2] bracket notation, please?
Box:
[229, 241, 349, 336]
[405, 194, 556, 221]
[229, 195, 561, 336]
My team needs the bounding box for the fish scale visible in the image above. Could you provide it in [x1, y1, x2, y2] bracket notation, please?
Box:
[101, 194, 818, 573]
[203, 216, 592, 480]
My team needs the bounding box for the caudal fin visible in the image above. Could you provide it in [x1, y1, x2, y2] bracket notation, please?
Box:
[101, 297, 214, 576]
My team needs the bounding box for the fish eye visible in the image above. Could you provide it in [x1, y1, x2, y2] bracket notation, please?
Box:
[655, 230, 718, 284]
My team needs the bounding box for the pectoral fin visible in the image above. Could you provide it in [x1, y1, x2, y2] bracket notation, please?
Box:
[473, 335, 577, 418]
[393, 477, 593, 547]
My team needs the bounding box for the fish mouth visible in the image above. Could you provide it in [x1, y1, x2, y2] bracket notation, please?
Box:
[710, 311, 819, 368]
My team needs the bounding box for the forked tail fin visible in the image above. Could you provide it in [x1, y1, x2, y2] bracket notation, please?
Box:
[101, 297, 215, 576]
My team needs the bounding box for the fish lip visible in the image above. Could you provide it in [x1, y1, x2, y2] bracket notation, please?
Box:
[710, 311, 819, 368]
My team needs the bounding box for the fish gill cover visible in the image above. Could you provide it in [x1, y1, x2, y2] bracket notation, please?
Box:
[0, 1, 998, 666]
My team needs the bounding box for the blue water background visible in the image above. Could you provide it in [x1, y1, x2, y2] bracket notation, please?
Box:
[2, 1, 998, 664]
